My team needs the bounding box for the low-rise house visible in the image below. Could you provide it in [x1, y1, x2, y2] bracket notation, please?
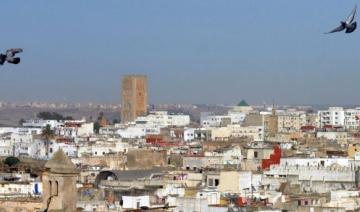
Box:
[55, 120, 93, 138]
[205, 172, 220, 189]
[0, 172, 42, 198]
[228, 124, 264, 141]
[0, 127, 42, 135]
[316, 131, 348, 144]
[23, 119, 61, 129]
[0, 181, 42, 198]
[183, 128, 196, 142]
[348, 143, 360, 159]
[135, 111, 190, 128]
[218, 171, 256, 194]
[201, 115, 231, 127]
[277, 111, 306, 133]
[263, 163, 360, 193]
[205, 146, 242, 166]
[183, 155, 205, 171]
[122, 195, 150, 209]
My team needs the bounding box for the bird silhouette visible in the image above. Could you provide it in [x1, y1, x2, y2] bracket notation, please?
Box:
[326, 5, 357, 34]
[0, 48, 23, 65]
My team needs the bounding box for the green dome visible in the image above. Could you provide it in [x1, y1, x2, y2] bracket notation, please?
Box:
[237, 99, 249, 107]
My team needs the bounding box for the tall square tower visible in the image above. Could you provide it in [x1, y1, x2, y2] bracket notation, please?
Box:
[121, 75, 148, 123]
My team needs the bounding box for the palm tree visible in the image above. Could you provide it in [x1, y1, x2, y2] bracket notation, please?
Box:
[42, 124, 54, 158]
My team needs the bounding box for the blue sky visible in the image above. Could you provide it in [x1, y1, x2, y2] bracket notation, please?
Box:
[0, 0, 359, 105]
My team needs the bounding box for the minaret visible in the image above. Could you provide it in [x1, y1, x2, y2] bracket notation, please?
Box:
[266, 100, 278, 138]
[272, 105, 276, 116]
[42, 149, 79, 212]
[271, 98, 276, 116]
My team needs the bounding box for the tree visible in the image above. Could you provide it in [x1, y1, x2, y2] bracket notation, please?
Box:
[42, 124, 54, 138]
[65, 116, 74, 120]
[97, 112, 104, 121]
[4, 156, 20, 167]
[94, 122, 100, 134]
[42, 124, 54, 157]
[19, 118, 25, 126]
[37, 111, 73, 121]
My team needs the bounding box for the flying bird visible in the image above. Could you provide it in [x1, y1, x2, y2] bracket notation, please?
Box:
[0, 48, 23, 65]
[326, 5, 357, 34]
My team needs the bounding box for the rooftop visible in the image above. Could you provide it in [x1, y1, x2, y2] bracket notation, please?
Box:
[44, 148, 78, 174]
[237, 99, 250, 107]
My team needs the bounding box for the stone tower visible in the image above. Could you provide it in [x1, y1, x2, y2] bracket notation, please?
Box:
[265, 105, 278, 138]
[42, 148, 79, 212]
[121, 75, 148, 123]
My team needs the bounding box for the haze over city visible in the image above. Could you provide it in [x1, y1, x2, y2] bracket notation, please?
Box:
[1, 0, 360, 105]
[3, 1, 360, 211]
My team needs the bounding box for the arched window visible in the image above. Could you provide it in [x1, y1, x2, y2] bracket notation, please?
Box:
[49, 181, 52, 195]
[50, 180, 59, 196]
[54, 181, 59, 195]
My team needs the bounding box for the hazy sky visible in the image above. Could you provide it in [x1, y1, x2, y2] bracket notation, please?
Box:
[1, 0, 359, 105]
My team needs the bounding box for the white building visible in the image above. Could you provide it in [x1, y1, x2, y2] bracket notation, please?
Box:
[201, 115, 231, 127]
[228, 125, 264, 141]
[316, 131, 348, 143]
[55, 122, 94, 138]
[116, 126, 147, 139]
[222, 146, 243, 165]
[10, 137, 77, 160]
[136, 111, 190, 128]
[23, 119, 61, 129]
[204, 146, 242, 165]
[77, 141, 129, 157]
[277, 111, 307, 133]
[11, 133, 33, 143]
[0, 181, 42, 197]
[48, 141, 78, 158]
[344, 108, 360, 129]
[105, 111, 189, 139]
[227, 111, 246, 124]
[122, 196, 150, 209]
[317, 107, 354, 128]
[0, 134, 13, 156]
[264, 163, 357, 193]
[0, 127, 42, 135]
[184, 128, 196, 142]
[278, 157, 350, 167]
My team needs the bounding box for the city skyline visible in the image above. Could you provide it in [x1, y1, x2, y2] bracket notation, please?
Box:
[1, 0, 360, 105]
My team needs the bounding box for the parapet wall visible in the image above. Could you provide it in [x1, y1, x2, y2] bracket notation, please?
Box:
[265, 165, 355, 182]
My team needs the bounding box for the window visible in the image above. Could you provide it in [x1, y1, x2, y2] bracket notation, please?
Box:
[254, 151, 258, 158]
[215, 179, 219, 186]
[49, 181, 52, 195]
[208, 179, 214, 187]
[54, 181, 58, 196]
